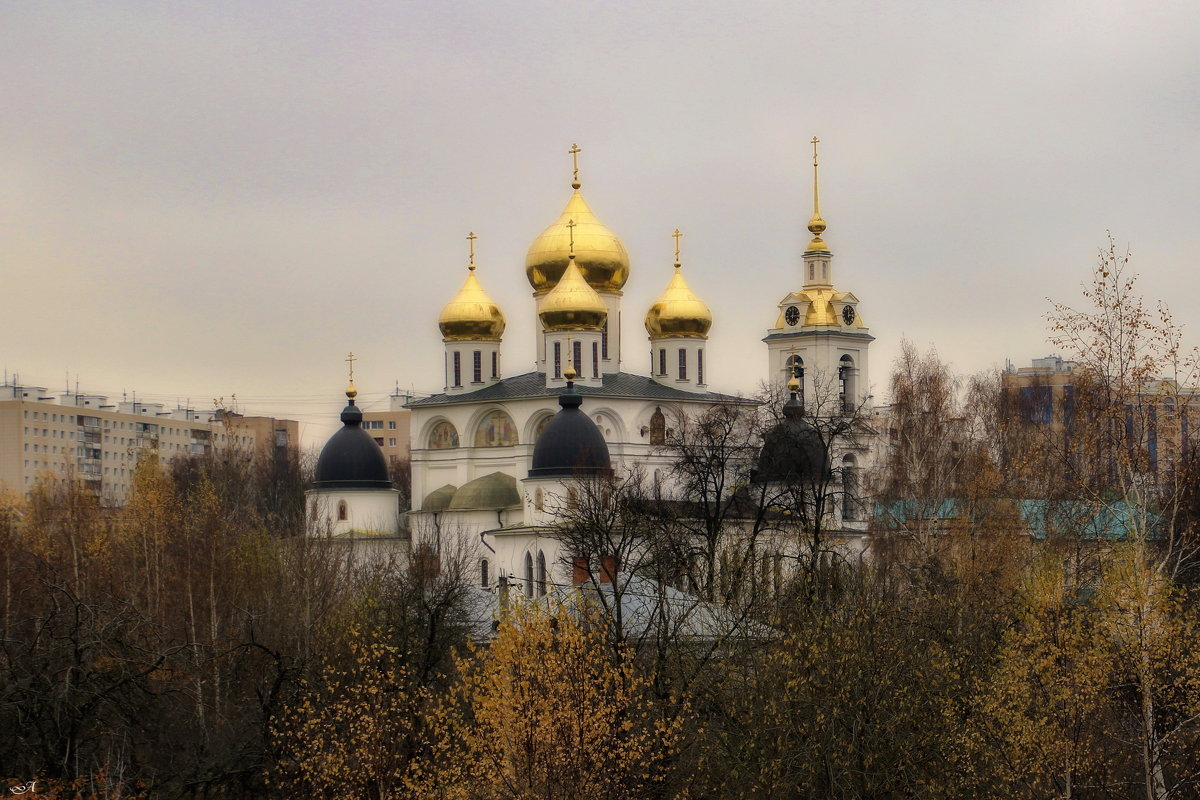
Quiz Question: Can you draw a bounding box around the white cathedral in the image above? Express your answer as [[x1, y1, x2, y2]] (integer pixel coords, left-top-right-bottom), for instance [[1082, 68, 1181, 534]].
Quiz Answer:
[[309, 142, 874, 596]]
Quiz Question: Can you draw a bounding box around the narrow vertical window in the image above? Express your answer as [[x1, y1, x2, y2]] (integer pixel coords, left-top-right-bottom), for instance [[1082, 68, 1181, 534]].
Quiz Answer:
[[524, 552, 534, 598], [480, 559, 490, 588], [537, 551, 547, 597], [553, 342, 561, 379], [678, 348, 687, 380], [659, 349, 666, 376], [491, 351, 498, 378], [337, 500, 348, 521], [602, 320, 609, 359], [698, 349, 704, 384], [452, 351, 461, 387], [592, 341, 599, 378], [808, 263, 814, 281], [573, 340, 582, 376], [472, 350, 482, 383]]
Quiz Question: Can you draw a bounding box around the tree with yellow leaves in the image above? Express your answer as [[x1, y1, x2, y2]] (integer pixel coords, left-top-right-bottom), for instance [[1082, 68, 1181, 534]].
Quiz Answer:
[[412, 599, 689, 800], [273, 627, 428, 799], [976, 556, 1117, 799]]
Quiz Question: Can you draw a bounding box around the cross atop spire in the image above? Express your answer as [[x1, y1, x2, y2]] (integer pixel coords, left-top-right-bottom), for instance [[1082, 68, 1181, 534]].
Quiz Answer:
[[811, 136, 821, 220], [345, 352, 358, 400], [568, 143, 582, 189], [806, 135, 828, 249], [566, 218, 577, 258], [672, 228, 683, 267], [466, 231, 477, 271]]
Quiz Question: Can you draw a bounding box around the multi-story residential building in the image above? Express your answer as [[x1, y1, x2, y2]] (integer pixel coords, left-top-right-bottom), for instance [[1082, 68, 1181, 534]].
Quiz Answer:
[[0, 381, 298, 505], [1002, 355, 1197, 475], [360, 389, 412, 468]]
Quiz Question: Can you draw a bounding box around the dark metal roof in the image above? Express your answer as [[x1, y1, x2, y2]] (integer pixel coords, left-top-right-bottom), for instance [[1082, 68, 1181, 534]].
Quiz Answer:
[[529, 388, 612, 478], [408, 371, 752, 408], [313, 402, 394, 490]]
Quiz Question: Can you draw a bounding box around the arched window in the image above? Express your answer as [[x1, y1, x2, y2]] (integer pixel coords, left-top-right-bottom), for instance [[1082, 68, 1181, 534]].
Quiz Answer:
[[785, 355, 805, 405], [842, 454, 859, 521], [650, 406, 666, 446], [429, 420, 459, 449], [839, 355, 856, 413], [537, 551, 548, 597], [524, 552, 534, 598], [534, 487, 544, 511], [480, 558, 490, 588], [474, 410, 518, 447], [337, 500, 348, 521]]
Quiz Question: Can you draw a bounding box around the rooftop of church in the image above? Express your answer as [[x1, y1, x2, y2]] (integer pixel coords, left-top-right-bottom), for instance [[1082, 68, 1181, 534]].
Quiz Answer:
[[407, 370, 754, 408]]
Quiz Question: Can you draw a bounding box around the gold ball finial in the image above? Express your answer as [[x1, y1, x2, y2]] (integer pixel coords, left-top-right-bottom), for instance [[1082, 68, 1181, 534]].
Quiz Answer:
[[787, 374, 800, 394], [564, 364, 577, 381]]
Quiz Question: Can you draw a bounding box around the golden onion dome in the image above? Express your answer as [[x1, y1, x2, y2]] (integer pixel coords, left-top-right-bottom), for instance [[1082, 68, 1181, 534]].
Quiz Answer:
[[644, 261, 712, 339], [438, 263, 506, 341], [526, 188, 630, 294], [538, 255, 608, 331]]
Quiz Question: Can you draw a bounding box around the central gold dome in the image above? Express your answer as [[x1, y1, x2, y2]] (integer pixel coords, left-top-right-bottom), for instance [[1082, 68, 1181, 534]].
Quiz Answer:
[[526, 189, 630, 295], [645, 263, 712, 338], [538, 256, 608, 331]]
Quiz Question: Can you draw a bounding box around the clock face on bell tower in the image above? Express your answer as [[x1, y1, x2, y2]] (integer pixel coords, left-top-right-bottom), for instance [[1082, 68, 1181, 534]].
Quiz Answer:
[[784, 305, 800, 326], [842, 305, 856, 325]]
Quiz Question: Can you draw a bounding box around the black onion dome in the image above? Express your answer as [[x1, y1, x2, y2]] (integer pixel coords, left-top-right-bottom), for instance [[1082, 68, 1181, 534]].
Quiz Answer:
[[753, 396, 830, 484], [314, 400, 393, 489], [528, 387, 612, 478]]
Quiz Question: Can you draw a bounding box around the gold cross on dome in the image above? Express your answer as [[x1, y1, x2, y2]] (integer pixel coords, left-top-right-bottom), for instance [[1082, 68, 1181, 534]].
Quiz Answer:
[[672, 228, 682, 264], [466, 231, 477, 270], [568, 143, 582, 185], [566, 218, 576, 256], [811, 136, 819, 166], [345, 351, 357, 383]]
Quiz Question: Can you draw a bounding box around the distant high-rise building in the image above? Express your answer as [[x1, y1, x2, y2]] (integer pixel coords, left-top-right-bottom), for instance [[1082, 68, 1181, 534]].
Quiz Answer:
[[0, 381, 298, 505]]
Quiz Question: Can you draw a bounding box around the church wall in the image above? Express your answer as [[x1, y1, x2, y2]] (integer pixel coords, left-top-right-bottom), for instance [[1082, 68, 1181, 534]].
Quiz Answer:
[[306, 488, 401, 537]]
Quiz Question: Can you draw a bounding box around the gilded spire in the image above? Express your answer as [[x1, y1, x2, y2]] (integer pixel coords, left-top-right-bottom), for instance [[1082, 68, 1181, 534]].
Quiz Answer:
[[569, 143, 582, 189], [345, 351, 358, 400], [806, 136, 829, 252]]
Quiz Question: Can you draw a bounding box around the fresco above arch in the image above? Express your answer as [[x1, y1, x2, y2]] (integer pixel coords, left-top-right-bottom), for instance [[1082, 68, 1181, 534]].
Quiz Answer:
[[429, 420, 459, 449], [474, 410, 518, 447]]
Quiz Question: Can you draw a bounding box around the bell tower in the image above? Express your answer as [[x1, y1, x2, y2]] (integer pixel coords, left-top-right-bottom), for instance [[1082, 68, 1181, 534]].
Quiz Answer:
[[764, 138, 873, 415]]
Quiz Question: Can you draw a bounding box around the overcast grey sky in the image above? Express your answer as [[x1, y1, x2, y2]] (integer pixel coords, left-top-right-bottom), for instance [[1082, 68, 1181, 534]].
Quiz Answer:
[[3, 1, 1198, 445]]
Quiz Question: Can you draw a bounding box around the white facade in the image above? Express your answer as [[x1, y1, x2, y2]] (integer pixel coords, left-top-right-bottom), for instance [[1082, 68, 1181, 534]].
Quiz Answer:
[[403, 155, 877, 594], [306, 487, 402, 536]]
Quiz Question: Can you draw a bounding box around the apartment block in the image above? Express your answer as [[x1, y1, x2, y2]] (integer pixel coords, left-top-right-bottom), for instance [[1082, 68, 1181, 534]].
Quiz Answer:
[[0, 382, 297, 505], [360, 390, 412, 468]]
